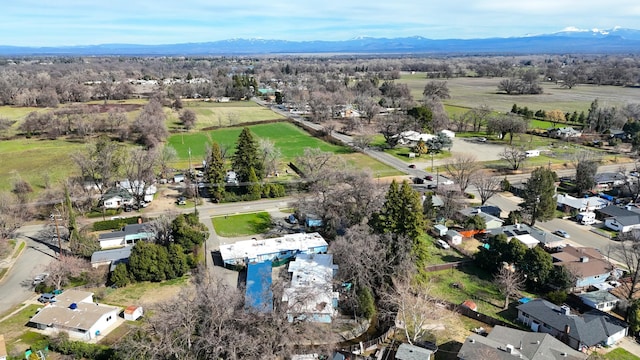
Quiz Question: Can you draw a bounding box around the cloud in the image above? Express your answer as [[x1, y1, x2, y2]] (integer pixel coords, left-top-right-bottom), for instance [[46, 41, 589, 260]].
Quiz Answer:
[[1, 0, 640, 45]]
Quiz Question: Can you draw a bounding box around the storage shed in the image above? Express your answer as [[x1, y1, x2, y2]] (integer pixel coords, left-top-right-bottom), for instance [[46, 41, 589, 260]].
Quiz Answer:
[[433, 224, 448, 237], [123, 306, 143, 321], [446, 230, 463, 245]]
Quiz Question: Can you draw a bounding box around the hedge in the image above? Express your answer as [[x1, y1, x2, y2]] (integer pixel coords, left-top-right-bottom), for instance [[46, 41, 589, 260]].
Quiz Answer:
[[92, 216, 142, 231]]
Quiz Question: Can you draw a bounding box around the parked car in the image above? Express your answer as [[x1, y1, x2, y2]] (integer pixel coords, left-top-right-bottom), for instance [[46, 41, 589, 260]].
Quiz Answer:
[[32, 273, 49, 286], [553, 229, 570, 238], [176, 196, 187, 205], [287, 214, 298, 224], [440, 177, 454, 185], [476, 137, 487, 142], [631, 171, 639, 177], [436, 239, 450, 249], [413, 177, 425, 184], [426, 184, 438, 190], [37, 293, 56, 303], [424, 175, 433, 181]]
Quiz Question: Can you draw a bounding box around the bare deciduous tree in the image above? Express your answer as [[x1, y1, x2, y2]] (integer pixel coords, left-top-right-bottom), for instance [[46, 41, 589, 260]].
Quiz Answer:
[[494, 266, 525, 309], [44, 255, 89, 290], [382, 278, 453, 345], [123, 147, 159, 205], [472, 174, 502, 205], [444, 154, 480, 193], [609, 231, 640, 306], [499, 146, 527, 171], [179, 109, 197, 130], [258, 138, 282, 177]]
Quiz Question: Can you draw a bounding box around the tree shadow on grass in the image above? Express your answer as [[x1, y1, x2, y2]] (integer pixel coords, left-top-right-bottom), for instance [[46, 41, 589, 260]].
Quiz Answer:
[[249, 212, 272, 234], [434, 340, 463, 360]]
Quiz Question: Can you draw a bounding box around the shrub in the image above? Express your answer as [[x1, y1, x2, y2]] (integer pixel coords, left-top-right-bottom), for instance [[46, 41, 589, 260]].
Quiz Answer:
[[546, 290, 567, 305], [92, 216, 141, 231], [357, 286, 376, 319], [49, 332, 114, 360]]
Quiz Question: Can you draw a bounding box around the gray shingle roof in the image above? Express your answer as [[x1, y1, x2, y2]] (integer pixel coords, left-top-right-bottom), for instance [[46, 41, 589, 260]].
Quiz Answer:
[[458, 325, 587, 360], [517, 299, 627, 347]]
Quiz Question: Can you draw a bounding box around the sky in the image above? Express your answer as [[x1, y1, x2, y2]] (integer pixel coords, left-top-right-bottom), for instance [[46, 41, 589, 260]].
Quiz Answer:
[[2, 0, 640, 46]]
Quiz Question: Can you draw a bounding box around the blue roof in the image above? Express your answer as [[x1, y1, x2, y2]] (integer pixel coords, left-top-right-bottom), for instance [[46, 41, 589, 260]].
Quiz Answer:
[[245, 261, 273, 312]]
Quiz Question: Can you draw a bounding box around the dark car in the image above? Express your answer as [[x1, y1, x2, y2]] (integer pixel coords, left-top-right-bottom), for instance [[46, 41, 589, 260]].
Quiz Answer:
[[424, 175, 433, 181], [287, 214, 298, 224], [413, 177, 424, 184], [408, 164, 416, 169], [426, 184, 438, 190]]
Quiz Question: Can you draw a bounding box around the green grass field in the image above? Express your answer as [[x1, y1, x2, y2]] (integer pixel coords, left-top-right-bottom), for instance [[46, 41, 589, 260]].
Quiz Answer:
[[0, 138, 85, 192], [179, 100, 285, 130], [167, 121, 401, 177], [399, 73, 640, 115], [212, 212, 272, 237]]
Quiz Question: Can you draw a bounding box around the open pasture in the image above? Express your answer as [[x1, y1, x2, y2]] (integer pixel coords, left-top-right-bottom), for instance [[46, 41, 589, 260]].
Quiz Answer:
[[400, 73, 640, 114]]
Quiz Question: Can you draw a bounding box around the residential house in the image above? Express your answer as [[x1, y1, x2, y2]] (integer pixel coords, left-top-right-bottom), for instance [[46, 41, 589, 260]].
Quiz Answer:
[[97, 223, 154, 249], [29, 289, 120, 341], [490, 224, 564, 249], [609, 129, 629, 140], [599, 205, 640, 233], [548, 127, 582, 139], [517, 299, 628, 351], [457, 325, 587, 360], [556, 194, 609, 213], [551, 245, 618, 289], [101, 188, 134, 209], [440, 129, 455, 139], [245, 261, 273, 313], [459, 207, 504, 230], [90, 247, 132, 271], [282, 253, 339, 323], [579, 291, 621, 312], [395, 343, 433, 360], [219, 232, 329, 266], [594, 172, 626, 189], [395, 130, 436, 146], [118, 179, 157, 203]]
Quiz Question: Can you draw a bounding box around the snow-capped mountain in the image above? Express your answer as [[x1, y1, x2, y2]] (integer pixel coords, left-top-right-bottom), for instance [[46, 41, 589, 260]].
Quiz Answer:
[[1, 28, 640, 56]]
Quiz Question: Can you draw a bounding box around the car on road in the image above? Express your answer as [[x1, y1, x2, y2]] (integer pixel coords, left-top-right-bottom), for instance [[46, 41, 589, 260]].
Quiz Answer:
[[476, 137, 487, 142], [440, 177, 454, 185], [426, 184, 438, 190], [408, 164, 416, 169], [424, 175, 433, 181], [32, 273, 49, 286], [631, 171, 639, 177], [436, 239, 450, 249], [553, 230, 570, 238], [37, 293, 56, 303]]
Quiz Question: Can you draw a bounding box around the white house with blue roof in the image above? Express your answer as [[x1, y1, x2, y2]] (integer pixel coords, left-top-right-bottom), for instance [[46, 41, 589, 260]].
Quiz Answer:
[[219, 232, 328, 266]]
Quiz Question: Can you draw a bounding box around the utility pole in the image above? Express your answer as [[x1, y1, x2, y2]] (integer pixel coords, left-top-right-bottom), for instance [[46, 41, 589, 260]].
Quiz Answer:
[[51, 211, 62, 258]]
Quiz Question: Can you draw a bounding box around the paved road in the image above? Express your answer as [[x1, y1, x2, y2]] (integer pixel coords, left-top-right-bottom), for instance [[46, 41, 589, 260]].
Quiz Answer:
[[485, 193, 623, 263], [0, 224, 57, 315]]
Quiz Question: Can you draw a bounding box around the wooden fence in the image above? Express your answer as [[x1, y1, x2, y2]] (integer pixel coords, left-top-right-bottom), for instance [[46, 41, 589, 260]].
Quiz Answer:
[[424, 260, 471, 272]]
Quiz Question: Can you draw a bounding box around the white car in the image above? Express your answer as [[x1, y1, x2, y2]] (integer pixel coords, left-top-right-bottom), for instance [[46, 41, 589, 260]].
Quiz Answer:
[[436, 239, 450, 249], [439, 177, 454, 185], [32, 273, 49, 286]]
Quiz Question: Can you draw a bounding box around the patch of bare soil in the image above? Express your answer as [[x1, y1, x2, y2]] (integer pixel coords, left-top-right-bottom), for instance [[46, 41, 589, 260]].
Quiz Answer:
[[142, 184, 183, 214]]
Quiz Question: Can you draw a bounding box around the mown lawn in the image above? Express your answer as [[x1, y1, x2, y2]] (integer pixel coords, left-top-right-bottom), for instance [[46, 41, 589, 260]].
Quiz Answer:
[[602, 348, 640, 360], [0, 304, 43, 354], [168, 122, 401, 177], [212, 212, 272, 237], [178, 100, 285, 130], [92, 276, 190, 307]]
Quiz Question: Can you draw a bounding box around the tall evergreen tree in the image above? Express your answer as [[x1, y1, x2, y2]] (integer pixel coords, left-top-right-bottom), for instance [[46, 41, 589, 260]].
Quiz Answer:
[[575, 160, 597, 195], [521, 167, 557, 226], [205, 142, 226, 201], [232, 127, 264, 183], [247, 167, 262, 200], [371, 180, 425, 240]]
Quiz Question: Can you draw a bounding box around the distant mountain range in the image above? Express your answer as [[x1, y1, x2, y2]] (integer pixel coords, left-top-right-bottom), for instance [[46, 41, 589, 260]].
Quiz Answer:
[[3, 27, 640, 56]]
